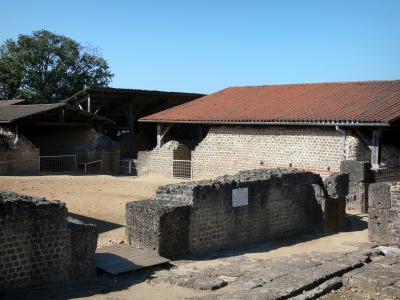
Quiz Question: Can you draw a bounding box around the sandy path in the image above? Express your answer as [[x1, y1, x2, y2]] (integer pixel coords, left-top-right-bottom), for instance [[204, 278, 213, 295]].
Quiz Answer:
[[0, 174, 183, 244]]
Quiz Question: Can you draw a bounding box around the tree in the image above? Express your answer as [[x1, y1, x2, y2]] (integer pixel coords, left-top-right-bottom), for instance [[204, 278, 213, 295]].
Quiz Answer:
[[0, 30, 113, 103]]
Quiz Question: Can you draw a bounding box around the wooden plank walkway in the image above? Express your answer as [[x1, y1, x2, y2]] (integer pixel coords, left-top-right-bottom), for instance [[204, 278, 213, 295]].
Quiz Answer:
[[95, 244, 169, 275]]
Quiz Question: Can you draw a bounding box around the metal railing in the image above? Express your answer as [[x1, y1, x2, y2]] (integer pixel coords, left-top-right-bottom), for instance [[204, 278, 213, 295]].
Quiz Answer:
[[172, 160, 192, 179], [78, 159, 103, 174], [120, 159, 137, 175], [40, 155, 77, 173]]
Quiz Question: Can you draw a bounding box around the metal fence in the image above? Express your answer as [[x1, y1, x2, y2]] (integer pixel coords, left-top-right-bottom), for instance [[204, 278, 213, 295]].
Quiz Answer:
[[40, 155, 77, 173], [120, 159, 137, 175], [172, 160, 192, 179], [78, 159, 103, 174]]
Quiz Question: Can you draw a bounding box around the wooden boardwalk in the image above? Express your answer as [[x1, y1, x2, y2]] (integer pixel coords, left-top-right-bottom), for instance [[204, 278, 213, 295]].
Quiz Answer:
[[95, 244, 169, 275]]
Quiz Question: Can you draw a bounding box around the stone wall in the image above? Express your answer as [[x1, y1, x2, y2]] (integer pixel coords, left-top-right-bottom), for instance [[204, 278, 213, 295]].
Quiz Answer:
[[137, 141, 191, 176], [126, 169, 347, 257], [191, 126, 364, 179], [340, 160, 371, 213], [136, 125, 400, 180], [368, 182, 400, 246], [0, 127, 40, 175], [0, 191, 98, 290]]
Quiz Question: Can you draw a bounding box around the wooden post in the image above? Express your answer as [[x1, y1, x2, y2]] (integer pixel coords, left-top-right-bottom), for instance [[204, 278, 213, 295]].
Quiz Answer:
[[371, 129, 382, 169], [157, 124, 172, 148], [87, 94, 91, 113], [157, 124, 162, 148]]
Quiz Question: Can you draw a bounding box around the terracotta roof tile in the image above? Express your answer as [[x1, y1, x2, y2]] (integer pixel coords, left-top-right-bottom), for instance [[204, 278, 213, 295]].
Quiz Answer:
[[140, 80, 400, 126]]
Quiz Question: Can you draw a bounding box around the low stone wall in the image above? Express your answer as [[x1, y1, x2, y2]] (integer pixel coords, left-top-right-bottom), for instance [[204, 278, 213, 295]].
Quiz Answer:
[[0, 191, 98, 289], [137, 141, 190, 177], [368, 182, 400, 246], [126, 169, 347, 257]]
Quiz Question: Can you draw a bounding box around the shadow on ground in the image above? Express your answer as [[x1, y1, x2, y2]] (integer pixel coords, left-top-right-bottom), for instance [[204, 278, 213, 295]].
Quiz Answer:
[[345, 213, 368, 231], [1, 265, 171, 300], [69, 213, 124, 234]]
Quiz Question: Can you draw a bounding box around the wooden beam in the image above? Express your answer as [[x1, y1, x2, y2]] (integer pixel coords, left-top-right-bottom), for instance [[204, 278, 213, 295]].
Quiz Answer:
[[371, 129, 382, 169], [74, 95, 89, 106], [157, 124, 172, 148], [87, 94, 91, 113], [31, 122, 91, 127]]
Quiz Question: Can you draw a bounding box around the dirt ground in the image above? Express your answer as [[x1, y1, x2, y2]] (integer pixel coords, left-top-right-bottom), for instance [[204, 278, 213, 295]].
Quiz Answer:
[[0, 174, 371, 300], [0, 174, 185, 245]]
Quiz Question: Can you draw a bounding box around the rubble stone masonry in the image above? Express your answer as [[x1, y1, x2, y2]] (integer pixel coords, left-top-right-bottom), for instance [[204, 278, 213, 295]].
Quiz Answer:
[[137, 141, 190, 176], [126, 169, 347, 257], [0, 128, 39, 175], [137, 125, 400, 180], [192, 126, 364, 179], [368, 182, 400, 246], [0, 191, 98, 289]]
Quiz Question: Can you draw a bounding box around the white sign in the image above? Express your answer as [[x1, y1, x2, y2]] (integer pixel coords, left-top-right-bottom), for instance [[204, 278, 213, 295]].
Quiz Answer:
[[232, 187, 249, 207]]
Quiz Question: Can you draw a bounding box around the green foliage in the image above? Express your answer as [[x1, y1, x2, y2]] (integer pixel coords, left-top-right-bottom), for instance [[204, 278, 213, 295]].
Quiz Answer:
[[0, 30, 113, 103]]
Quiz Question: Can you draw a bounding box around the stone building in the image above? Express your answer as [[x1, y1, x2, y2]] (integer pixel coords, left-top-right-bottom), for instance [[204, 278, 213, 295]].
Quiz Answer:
[[137, 80, 400, 181], [136, 80, 400, 213], [0, 100, 118, 175]]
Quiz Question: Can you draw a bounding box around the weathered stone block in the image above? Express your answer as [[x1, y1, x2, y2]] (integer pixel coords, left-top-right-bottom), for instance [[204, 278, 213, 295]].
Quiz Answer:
[[368, 182, 400, 246], [67, 217, 98, 279], [126, 200, 191, 257], [369, 182, 391, 209], [323, 172, 349, 199], [340, 160, 371, 182]]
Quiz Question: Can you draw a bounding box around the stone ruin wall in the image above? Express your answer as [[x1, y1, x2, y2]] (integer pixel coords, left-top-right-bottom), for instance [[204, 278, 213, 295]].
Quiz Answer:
[[369, 182, 400, 246], [137, 141, 190, 177], [0, 127, 39, 175], [0, 191, 97, 290], [126, 169, 347, 257]]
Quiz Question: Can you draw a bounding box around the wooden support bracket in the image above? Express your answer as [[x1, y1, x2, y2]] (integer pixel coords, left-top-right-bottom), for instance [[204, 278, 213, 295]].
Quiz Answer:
[[157, 124, 172, 148]]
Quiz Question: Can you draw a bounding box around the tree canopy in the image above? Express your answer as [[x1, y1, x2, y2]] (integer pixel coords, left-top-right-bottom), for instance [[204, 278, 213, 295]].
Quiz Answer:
[[0, 30, 113, 103]]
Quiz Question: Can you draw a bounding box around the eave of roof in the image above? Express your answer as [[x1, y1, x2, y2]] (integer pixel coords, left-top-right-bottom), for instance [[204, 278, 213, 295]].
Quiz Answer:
[[65, 87, 205, 103], [140, 119, 390, 127], [0, 99, 26, 106], [0, 103, 65, 123], [0, 103, 114, 125]]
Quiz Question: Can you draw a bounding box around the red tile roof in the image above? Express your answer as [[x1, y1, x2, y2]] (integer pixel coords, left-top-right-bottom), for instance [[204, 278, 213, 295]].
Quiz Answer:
[[140, 80, 400, 126]]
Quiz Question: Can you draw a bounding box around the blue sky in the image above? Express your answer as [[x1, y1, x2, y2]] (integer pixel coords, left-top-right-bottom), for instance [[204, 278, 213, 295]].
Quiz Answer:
[[1, 0, 399, 93]]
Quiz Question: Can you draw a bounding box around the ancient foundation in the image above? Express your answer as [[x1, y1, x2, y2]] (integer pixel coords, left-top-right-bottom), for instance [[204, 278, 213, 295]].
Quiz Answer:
[[0, 191, 98, 289], [126, 169, 348, 257], [368, 182, 400, 246]]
